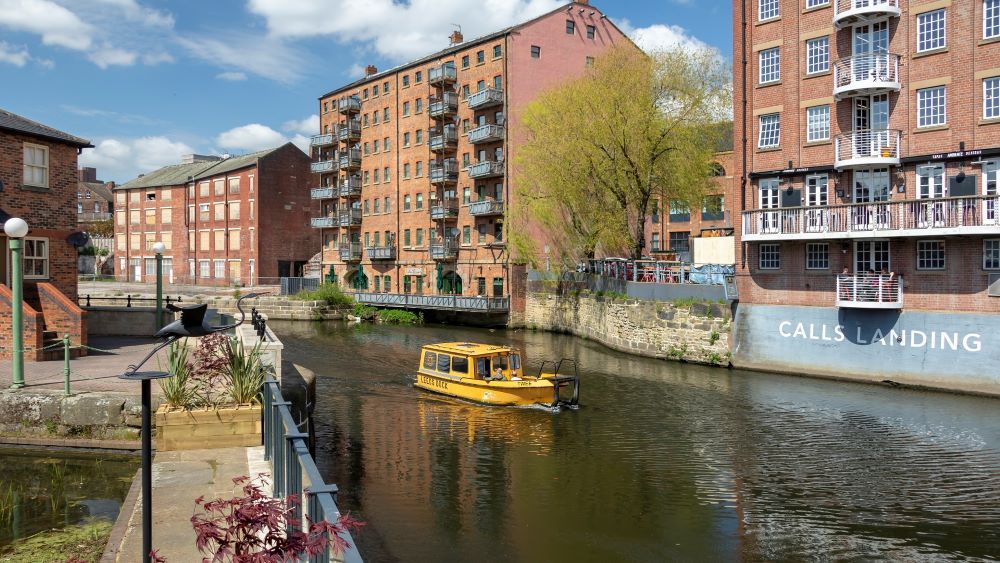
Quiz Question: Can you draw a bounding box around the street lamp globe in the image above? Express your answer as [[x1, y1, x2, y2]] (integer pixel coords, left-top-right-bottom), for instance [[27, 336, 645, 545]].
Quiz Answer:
[[3, 217, 29, 239], [152, 242, 166, 255]]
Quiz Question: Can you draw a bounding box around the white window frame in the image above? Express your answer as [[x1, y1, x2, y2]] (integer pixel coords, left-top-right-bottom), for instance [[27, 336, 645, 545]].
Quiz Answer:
[[806, 0, 829, 7], [758, 113, 781, 148], [986, 0, 1000, 39], [984, 239, 1000, 270], [23, 143, 49, 188], [985, 77, 1000, 120], [917, 86, 947, 128], [759, 244, 780, 270], [805, 37, 829, 75], [759, 47, 780, 84], [214, 259, 225, 279], [806, 105, 830, 142], [805, 243, 830, 270], [23, 237, 49, 279], [916, 240, 946, 270], [759, 0, 779, 21], [198, 260, 210, 279], [917, 9, 947, 53]]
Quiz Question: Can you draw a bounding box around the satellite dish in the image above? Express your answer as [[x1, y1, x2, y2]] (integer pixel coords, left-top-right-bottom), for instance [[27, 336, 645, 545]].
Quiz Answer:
[[66, 231, 90, 248]]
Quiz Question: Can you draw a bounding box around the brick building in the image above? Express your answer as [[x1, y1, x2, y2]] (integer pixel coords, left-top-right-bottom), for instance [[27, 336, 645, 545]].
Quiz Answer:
[[0, 108, 91, 359], [77, 167, 114, 227], [311, 1, 630, 319], [113, 144, 317, 285], [731, 0, 1000, 394]]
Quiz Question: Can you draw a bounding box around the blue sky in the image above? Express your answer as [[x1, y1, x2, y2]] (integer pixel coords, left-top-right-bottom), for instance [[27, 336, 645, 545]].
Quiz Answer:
[[0, 0, 732, 183]]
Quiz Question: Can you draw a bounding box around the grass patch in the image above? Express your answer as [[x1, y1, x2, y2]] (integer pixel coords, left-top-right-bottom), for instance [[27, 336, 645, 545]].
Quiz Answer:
[[294, 284, 354, 307], [0, 519, 112, 562], [352, 303, 377, 319], [376, 309, 423, 325], [708, 330, 720, 345]]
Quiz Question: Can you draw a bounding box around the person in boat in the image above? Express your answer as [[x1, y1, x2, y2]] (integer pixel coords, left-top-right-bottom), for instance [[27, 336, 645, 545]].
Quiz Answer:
[[492, 367, 505, 381]]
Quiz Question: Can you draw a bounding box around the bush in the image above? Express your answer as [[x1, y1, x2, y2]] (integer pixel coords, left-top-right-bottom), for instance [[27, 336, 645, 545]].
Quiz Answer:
[[222, 337, 268, 405], [157, 340, 201, 409], [377, 309, 422, 325], [295, 284, 354, 307], [352, 303, 377, 319]]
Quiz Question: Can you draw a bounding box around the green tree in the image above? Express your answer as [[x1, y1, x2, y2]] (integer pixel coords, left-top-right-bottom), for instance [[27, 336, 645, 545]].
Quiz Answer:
[[511, 45, 731, 265]]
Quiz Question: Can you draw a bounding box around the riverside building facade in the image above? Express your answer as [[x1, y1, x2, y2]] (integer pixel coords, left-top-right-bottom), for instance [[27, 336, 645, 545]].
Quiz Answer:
[[732, 0, 1000, 395], [311, 1, 629, 321]]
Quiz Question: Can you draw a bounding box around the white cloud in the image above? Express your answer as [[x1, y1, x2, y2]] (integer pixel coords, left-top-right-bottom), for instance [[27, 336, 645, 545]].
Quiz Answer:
[[616, 19, 711, 54], [89, 0, 174, 29], [282, 114, 319, 137], [0, 0, 94, 50], [176, 33, 307, 84], [216, 124, 288, 152], [0, 41, 29, 66], [216, 71, 248, 81], [88, 45, 137, 68], [289, 134, 310, 153], [247, 0, 564, 61], [80, 136, 195, 182]]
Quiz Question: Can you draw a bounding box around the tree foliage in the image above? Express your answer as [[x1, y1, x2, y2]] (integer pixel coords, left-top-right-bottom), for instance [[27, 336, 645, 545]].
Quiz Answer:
[[510, 45, 731, 265]]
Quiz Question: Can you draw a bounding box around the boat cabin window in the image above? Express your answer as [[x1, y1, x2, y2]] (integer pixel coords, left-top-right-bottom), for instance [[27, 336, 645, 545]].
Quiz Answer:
[[423, 351, 437, 370], [495, 354, 508, 370], [510, 354, 521, 370], [451, 356, 469, 375], [475, 357, 490, 379], [436, 354, 450, 373]]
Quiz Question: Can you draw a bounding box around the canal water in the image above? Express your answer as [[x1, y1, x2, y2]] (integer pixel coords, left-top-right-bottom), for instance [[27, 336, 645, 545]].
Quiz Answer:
[[0, 448, 138, 546], [272, 321, 1000, 562]]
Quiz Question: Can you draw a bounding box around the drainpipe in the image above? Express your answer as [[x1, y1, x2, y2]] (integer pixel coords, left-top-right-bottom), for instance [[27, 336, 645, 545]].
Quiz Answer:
[[739, 0, 749, 269]]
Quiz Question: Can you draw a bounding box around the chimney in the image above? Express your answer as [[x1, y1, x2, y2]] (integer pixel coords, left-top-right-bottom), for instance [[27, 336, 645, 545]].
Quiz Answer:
[[79, 167, 97, 182], [450, 30, 464, 45], [578, 0, 589, 4], [365, 64, 378, 77], [105, 181, 115, 190]]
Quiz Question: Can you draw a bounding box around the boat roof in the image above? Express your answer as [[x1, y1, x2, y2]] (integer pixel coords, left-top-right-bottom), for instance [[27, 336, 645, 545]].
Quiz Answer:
[[423, 342, 514, 355]]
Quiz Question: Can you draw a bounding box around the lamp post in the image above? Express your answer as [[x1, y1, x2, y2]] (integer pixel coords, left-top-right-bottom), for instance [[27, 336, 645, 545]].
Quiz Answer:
[[5, 218, 29, 389], [152, 242, 165, 329]]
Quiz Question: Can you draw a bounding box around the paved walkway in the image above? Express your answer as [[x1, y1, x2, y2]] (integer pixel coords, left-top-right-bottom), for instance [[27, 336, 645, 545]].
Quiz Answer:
[[110, 446, 270, 562]]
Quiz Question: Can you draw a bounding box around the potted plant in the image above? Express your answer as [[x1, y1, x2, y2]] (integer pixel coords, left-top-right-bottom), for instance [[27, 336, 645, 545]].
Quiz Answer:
[[155, 333, 268, 451]]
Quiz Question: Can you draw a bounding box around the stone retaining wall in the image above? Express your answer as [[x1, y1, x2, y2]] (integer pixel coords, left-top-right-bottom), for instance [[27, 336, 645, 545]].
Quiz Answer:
[[0, 390, 150, 440], [525, 291, 732, 366]]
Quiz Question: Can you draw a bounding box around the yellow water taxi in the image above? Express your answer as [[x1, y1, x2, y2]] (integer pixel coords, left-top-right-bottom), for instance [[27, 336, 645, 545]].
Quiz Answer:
[[414, 342, 580, 407]]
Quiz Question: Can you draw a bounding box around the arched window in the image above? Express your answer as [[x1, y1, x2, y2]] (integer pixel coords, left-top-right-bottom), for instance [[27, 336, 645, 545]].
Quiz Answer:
[[710, 163, 726, 177]]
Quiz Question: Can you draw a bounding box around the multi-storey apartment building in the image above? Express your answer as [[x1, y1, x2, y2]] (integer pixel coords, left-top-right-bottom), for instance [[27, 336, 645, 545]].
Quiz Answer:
[[311, 0, 629, 321], [114, 144, 316, 286], [77, 167, 114, 227], [732, 0, 1000, 394]]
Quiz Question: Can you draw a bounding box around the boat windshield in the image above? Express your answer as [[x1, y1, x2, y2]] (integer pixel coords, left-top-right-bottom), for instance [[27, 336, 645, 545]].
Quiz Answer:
[[510, 354, 521, 370]]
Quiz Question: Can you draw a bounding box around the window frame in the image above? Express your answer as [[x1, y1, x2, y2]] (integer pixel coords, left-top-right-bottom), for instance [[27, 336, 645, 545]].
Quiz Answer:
[[917, 86, 947, 128], [22, 142, 49, 188], [984, 239, 1000, 270], [758, 113, 781, 148], [805, 36, 829, 75], [806, 105, 830, 142], [917, 240, 946, 270], [805, 243, 830, 270], [986, 0, 1000, 39], [985, 76, 1000, 120], [917, 9, 947, 53], [758, 47, 780, 84], [759, 243, 781, 270], [759, 0, 779, 21], [23, 237, 49, 279]]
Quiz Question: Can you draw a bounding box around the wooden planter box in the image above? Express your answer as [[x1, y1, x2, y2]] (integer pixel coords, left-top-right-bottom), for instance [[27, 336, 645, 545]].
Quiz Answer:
[[155, 405, 262, 451]]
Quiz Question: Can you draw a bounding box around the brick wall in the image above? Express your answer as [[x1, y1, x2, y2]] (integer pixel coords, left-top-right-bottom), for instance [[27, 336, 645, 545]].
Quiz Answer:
[[0, 284, 44, 361], [257, 144, 320, 279], [37, 282, 87, 351]]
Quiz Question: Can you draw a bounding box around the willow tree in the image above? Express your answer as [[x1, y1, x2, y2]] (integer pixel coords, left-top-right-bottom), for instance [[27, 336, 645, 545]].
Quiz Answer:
[[511, 45, 731, 265]]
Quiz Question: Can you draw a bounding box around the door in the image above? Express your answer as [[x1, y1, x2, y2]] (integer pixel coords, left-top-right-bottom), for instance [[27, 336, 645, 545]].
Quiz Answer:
[[131, 258, 141, 282], [805, 174, 829, 232], [852, 21, 889, 83], [855, 240, 890, 272], [759, 178, 780, 233], [853, 168, 891, 230], [853, 94, 890, 158], [917, 164, 946, 227], [984, 160, 999, 225]]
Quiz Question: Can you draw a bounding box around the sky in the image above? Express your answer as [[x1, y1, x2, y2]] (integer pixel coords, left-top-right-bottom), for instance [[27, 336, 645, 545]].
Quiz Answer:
[[1, 0, 733, 183]]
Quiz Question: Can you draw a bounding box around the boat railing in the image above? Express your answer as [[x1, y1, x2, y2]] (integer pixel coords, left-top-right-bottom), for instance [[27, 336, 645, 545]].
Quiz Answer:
[[536, 358, 580, 406]]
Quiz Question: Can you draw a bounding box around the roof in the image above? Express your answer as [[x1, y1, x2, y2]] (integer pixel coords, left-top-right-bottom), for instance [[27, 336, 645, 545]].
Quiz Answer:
[[423, 342, 514, 355], [80, 181, 113, 202], [0, 108, 92, 148], [196, 146, 279, 178], [116, 144, 293, 190]]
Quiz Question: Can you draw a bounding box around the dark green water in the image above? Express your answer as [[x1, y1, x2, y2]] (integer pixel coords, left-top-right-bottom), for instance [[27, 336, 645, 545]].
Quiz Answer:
[[272, 320, 1000, 562], [0, 448, 138, 545]]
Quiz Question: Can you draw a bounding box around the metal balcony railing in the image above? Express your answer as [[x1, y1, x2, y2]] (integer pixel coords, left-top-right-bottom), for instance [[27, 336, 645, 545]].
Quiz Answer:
[[430, 199, 459, 220], [836, 273, 902, 309], [430, 160, 459, 184], [430, 241, 458, 259], [352, 292, 509, 312], [741, 195, 1000, 240], [310, 133, 335, 147], [468, 199, 504, 216], [340, 176, 362, 197], [468, 124, 505, 144], [338, 121, 361, 141], [339, 242, 362, 261], [339, 209, 362, 226], [338, 95, 361, 113], [466, 88, 504, 110], [834, 129, 901, 169], [311, 186, 335, 199], [429, 127, 458, 152], [311, 216, 336, 228], [833, 53, 900, 98], [467, 160, 504, 179], [429, 93, 459, 118], [428, 63, 457, 84], [834, 0, 900, 27], [311, 159, 337, 173], [366, 245, 396, 260], [339, 148, 362, 169], [77, 211, 112, 222]]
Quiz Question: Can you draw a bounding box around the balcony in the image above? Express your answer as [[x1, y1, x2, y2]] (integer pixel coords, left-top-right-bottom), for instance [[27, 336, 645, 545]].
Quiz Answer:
[[428, 62, 457, 85], [430, 241, 458, 260], [430, 198, 459, 220], [340, 176, 362, 197], [430, 160, 459, 185], [338, 208, 362, 227], [310, 133, 335, 147], [429, 126, 458, 153], [311, 216, 336, 228], [833, 53, 900, 99], [741, 195, 1000, 241], [337, 121, 361, 141], [834, 0, 900, 28], [366, 245, 396, 260], [836, 273, 902, 309], [466, 88, 504, 110], [468, 199, 504, 216], [78, 211, 112, 222], [311, 159, 337, 174], [338, 95, 361, 114], [339, 148, 362, 170], [339, 242, 362, 261], [311, 186, 335, 199], [467, 160, 504, 179], [352, 292, 509, 312], [834, 129, 900, 169], [468, 124, 505, 144], [429, 93, 459, 118]]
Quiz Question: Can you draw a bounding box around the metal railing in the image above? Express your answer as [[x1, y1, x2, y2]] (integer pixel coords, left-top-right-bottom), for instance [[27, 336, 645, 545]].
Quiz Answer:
[[312, 187, 336, 199], [311, 216, 336, 228], [78, 211, 112, 222], [311, 133, 335, 147], [352, 292, 508, 311], [263, 376, 363, 563], [430, 199, 459, 220], [587, 259, 696, 284], [312, 160, 337, 174], [835, 129, 901, 167], [834, 0, 900, 21], [339, 209, 362, 227], [430, 161, 459, 184], [467, 160, 504, 179], [836, 273, 902, 308], [338, 95, 361, 113], [466, 88, 504, 110], [340, 177, 362, 197], [430, 241, 458, 259], [339, 242, 362, 261], [833, 53, 900, 96], [366, 245, 395, 260], [338, 121, 361, 141], [429, 93, 459, 117], [80, 294, 183, 308], [468, 124, 505, 144], [338, 148, 362, 168], [742, 195, 1000, 238], [428, 63, 457, 84], [468, 200, 504, 216], [429, 127, 458, 151]]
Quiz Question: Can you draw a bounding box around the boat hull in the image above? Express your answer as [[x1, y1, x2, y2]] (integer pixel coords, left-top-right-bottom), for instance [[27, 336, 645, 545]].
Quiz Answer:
[[415, 372, 560, 406]]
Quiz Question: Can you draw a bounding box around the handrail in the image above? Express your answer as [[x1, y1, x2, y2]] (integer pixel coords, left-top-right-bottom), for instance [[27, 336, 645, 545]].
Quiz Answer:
[[834, 129, 901, 165], [263, 376, 363, 563], [351, 292, 509, 311], [836, 273, 902, 307], [833, 53, 899, 91]]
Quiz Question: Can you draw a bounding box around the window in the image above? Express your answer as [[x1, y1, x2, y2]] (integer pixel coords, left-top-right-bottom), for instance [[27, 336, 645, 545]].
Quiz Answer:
[[477, 224, 487, 244], [23, 143, 48, 187], [403, 163, 411, 178], [228, 178, 240, 194], [917, 86, 946, 128], [586, 56, 595, 68], [415, 70, 423, 83], [416, 161, 423, 176], [384, 82, 390, 94], [587, 25, 596, 39], [416, 130, 423, 144], [806, 243, 829, 270], [463, 187, 471, 204], [759, 244, 780, 269], [531, 45, 541, 58], [229, 230, 240, 251], [416, 228, 424, 246], [23, 238, 48, 278], [416, 193, 424, 209], [404, 229, 411, 246], [462, 225, 471, 245], [566, 20, 575, 34], [402, 75, 410, 87], [214, 179, 224, 196], [415, 99, 423, 114], [651, 233, 660, 252], [758, 113, 780, 148], [214, 260, 225, 279], [403, 132, 410, 146], [806, 0, 829, 7], [404, 195, 411, 211], [918, 240, 946, 270], [214, 203, 225, 221], [806, 105, 830, 142], [917, 9, 946, 52], [374, 198, 380, 214], [669, 231, 690, 252], [477, 50, 485, 64], [493, 45, 502, 58], [988, 0, 1000, 39], [986, 77, 1000, 119], [198, 260, 210, 278], [759, 0, 779, 21], [806, 37, 829, 75], [383, 108, 389, 121], [462, 55, 469, 68], [161, 208, 172, 224], [384, 196, 390, 213], [759, 47, 780, 84], [984, 240, 1000, 269], [451, 356, 468, 375], [363, 88, 369, 100]]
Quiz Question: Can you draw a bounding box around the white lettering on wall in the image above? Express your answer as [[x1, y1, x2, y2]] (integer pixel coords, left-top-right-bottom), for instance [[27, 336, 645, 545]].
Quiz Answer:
[[777, 322, 983, 354]]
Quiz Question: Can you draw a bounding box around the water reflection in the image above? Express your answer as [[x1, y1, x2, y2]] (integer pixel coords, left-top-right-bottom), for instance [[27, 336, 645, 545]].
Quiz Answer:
[[272, 321, 1000, 562]]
